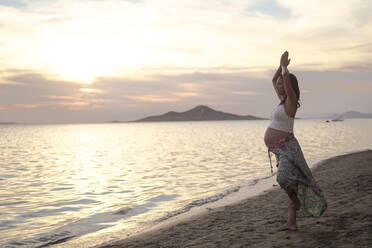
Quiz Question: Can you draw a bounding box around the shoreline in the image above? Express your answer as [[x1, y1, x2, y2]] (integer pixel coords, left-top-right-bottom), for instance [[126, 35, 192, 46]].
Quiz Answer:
[[97, 149, 372, 248]]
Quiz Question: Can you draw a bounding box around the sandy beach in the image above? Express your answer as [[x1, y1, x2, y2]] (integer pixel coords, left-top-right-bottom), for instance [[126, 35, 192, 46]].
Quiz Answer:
[[100, 150, 372, 248]]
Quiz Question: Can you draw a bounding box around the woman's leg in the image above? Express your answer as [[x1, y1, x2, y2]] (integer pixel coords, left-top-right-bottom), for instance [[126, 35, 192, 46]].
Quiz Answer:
[[274, 151, 301, 230], [285, 187, 301, 210], [278, 187, 299, 231]]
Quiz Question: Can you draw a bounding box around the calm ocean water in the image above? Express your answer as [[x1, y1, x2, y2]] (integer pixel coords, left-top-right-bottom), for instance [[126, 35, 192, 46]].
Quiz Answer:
[[1, 119, 371, 247]]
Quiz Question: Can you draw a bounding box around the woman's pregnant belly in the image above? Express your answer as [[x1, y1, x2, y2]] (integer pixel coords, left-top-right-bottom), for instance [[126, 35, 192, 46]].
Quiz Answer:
[[264, 127, 292, 147]]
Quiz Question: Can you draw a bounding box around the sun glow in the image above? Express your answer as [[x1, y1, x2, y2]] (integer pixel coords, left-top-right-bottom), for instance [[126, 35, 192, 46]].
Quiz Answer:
[[39, 34, 148, 83], [1, 0, 370, 85]]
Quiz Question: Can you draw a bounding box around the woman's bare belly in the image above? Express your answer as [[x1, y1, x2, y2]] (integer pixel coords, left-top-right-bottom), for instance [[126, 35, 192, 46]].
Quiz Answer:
[[264, 127, 292, 147]]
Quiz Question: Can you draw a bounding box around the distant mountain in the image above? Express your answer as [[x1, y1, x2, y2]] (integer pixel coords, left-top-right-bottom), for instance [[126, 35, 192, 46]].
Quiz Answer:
[[0, 122, 18, 125], [127, 105, 265, 122], [329, 111, 372, 119]]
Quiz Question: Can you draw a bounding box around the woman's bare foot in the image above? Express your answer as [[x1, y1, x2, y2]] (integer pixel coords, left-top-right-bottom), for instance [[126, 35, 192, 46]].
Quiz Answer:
[[277, 223, 297, 231], [279, 203, 298, 231]]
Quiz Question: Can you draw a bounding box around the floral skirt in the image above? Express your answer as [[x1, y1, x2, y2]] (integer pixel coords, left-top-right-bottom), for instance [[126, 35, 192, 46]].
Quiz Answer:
[[268, 134, 327, 217]]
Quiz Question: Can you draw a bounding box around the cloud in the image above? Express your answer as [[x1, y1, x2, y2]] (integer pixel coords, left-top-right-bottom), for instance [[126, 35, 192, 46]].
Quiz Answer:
[[89, 70, 270, 111], [0, 103, 40, 111], [246, 0, 292, 19], [0, 0, 371, 122], [294, 69, 372, 85], [1, 0, 372, 82], [0, 71, 98, 111], [1, 65, 372, 122], [0, 68, 272, 122], [0, 0, 27, 9]]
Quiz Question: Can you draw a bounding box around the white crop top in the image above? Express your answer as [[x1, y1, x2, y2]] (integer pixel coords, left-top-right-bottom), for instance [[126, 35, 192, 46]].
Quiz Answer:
[[268, 104, 294, 133]]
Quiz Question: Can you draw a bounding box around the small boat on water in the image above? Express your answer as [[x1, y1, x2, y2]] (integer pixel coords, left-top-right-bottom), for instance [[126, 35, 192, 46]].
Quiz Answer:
[[331, 117, 344, 122]]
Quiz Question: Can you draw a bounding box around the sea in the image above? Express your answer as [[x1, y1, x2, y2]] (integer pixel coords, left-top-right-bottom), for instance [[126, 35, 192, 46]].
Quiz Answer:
[[1, 119, 371, 247]]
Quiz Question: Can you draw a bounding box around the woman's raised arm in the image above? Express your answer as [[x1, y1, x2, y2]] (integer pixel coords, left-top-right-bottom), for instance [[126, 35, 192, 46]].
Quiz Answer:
[[272, 65, 282, 85], [281, 51, 298, 117]]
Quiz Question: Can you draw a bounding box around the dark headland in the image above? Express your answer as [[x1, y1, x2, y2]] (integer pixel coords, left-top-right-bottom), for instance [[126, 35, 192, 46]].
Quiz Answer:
[[0, 122, 18, 125], [112, 105, 266, 123]]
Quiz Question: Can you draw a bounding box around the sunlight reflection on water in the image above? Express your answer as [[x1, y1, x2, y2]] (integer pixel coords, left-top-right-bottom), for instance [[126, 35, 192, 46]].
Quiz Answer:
[[0, 119, 371, 247]]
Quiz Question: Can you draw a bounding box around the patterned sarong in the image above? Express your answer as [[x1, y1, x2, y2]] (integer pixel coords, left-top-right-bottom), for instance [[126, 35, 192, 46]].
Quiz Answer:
[[268, 134, 327, 217]]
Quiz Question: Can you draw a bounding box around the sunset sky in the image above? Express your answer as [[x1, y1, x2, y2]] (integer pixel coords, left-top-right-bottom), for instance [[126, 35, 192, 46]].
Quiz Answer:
[[0, 0, 371, 123]]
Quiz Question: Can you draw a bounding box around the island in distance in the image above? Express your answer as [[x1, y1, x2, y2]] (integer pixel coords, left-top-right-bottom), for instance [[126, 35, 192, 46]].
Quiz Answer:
[[112, 105, 266, 123], [329, 111, 372, 119]]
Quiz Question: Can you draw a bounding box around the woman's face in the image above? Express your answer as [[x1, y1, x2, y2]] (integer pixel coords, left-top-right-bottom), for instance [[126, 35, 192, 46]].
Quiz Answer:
[[276, 76, 286, 96]]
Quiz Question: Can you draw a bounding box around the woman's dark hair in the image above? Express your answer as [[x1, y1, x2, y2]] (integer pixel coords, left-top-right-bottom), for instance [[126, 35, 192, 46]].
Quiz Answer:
[[280, 73, 300, 108]]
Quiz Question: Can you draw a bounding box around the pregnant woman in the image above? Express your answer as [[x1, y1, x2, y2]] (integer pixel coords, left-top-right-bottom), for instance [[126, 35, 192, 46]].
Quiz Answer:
[[264, 51, 327, 231]]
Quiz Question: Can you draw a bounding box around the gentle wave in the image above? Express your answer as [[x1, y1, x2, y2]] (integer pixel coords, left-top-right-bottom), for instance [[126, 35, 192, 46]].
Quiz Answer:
[[2, 175, 274, 248], [1, 120, 371, 247]]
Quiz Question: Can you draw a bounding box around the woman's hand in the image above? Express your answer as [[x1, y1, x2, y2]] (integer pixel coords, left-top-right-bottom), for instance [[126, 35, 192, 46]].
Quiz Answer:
[[280, 51, 291, 67]]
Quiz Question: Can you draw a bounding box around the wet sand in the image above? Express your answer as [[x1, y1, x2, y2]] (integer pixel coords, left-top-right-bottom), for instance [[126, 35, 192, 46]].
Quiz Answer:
[[100, 150, 372, 248]]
